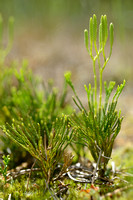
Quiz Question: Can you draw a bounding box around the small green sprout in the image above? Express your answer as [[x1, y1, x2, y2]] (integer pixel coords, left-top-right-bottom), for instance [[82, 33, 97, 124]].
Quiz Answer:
[[0, 155, 10, 184]]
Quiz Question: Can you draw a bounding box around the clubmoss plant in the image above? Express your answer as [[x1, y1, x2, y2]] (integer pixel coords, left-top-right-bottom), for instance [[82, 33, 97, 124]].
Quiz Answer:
[[0, 15, 71, 167], [2, 115, 74, 184], [0, 55, 71, 168], [0, 62, 71, 168], [65, 14, 125, 176]]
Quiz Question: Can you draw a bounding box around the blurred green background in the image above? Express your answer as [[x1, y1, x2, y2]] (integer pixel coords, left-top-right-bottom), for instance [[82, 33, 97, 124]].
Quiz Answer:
[[0, 0, 133, 79], [0, 0, 133, 35], [0, 0, 133, 145]]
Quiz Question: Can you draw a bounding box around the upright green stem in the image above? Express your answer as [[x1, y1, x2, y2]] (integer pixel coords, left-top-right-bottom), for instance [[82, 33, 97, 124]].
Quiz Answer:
[[99, 68, 103, 108], [93, 59, 97, 115], [102, 46, 106, 61], [94, 42, 101, 70]]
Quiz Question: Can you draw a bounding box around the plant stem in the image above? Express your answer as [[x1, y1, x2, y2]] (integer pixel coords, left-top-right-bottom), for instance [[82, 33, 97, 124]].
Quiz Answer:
[[93, 59, 97, 115], [92, 147, 102, 184], [99, 68, 103, 108], [102, 46, 106, 61]]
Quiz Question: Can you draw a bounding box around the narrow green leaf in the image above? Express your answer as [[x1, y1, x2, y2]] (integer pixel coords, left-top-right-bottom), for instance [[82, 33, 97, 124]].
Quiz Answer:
[[93, 14, 97, 43], [109, 23, 114, 52], [101, 15, 105, 44], [99, 23, 102, 49], [104, 15, 108, 44], [89, 17, 93, 51], [84, 29, 89, 51]]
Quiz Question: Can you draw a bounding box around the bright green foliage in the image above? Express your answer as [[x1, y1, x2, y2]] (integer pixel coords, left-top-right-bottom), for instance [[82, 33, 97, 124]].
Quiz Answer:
[[65, 14, 125, 176], [0, 155, 10, 184], [2, 115, 74, 184], [0, 16, 71, 168], [1, 60, 63, 125], [0, 63, 70, 167]]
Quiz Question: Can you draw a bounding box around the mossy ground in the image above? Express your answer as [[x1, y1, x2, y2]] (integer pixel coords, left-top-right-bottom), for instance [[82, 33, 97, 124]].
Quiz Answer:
[[0, 144, 133, 199]]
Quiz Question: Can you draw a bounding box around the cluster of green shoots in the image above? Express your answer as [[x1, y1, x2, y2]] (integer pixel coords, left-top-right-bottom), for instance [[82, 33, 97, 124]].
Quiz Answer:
[[0, 15, 72, 178], [65, 14, 125, 176], [2, 115, 73, 184]]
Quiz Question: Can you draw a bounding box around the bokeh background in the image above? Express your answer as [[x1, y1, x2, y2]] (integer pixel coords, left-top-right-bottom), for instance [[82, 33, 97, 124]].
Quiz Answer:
[[0, 0, 133, 146]]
